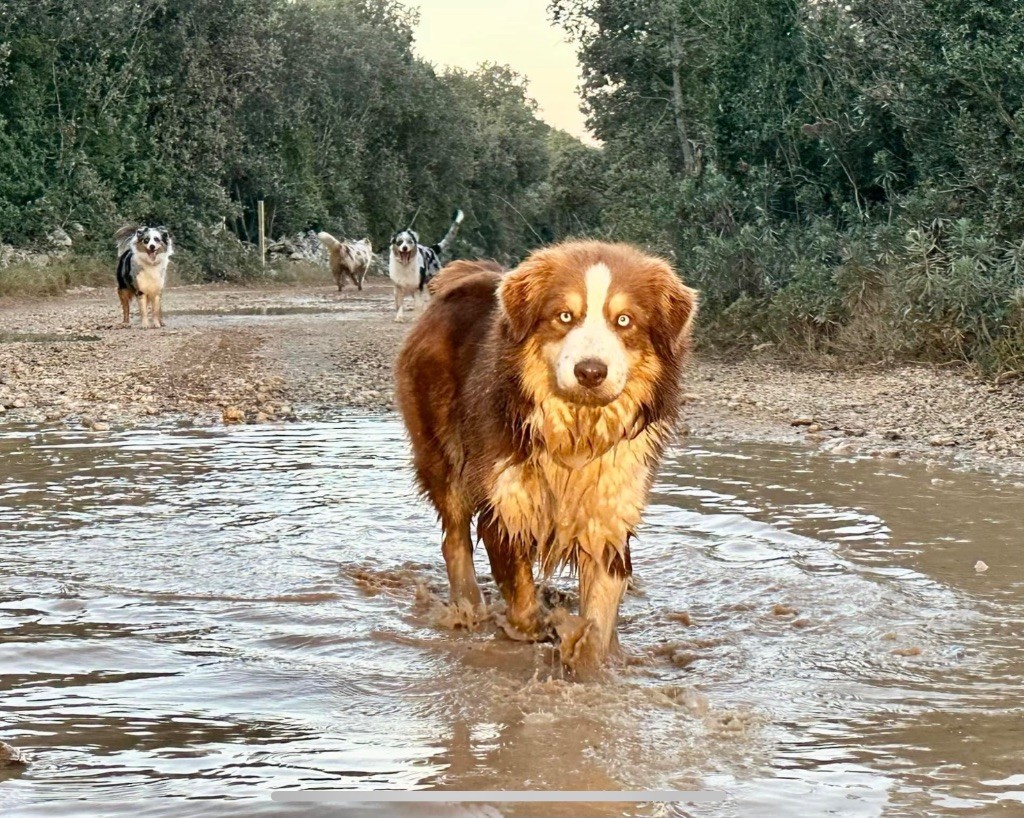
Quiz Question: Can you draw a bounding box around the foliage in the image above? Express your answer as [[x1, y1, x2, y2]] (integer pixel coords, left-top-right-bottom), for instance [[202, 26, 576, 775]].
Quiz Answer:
[[0, 0, 583, 271], [552, 0, 1024, 373]]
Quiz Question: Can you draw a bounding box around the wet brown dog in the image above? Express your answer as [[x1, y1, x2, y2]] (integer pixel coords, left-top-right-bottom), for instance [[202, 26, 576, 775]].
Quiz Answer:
[[395, 241, 697, 672]]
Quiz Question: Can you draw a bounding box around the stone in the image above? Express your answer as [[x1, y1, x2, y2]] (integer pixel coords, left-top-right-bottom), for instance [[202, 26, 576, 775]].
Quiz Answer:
[[790, 416, 814, 426], [222, 406, 245, 424]]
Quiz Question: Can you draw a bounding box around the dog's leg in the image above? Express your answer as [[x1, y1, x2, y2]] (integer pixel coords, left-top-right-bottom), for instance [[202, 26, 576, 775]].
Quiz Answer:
[[394, 288, 404, 322], [336, 271, 343, 292], [118, 289, 131, 327], [561, 551, 628, 673], [152, 292, 163, 328], [139, 294, 150, 329], [478, 510, 547, 641], [441, 514, 483, 611]]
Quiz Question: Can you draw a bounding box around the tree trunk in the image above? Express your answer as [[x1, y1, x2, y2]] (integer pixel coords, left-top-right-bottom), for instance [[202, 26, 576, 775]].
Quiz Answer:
[[670, 33, 698, 176]]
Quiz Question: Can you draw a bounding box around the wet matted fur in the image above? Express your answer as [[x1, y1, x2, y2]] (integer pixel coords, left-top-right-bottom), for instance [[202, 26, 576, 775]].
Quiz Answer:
[[395, 241, 697, 672]]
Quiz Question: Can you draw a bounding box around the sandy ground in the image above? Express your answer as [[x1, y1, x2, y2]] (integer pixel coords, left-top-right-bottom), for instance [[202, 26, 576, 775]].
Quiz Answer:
[[1, 273, 1023, 474]]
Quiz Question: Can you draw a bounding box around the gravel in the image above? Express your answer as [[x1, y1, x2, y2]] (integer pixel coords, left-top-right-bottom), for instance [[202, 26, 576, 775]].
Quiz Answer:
[[2, 276, 1022, 475]]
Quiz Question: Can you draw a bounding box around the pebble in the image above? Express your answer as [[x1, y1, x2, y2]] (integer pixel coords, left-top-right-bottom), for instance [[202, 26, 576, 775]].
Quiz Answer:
[[791, 416, 814, 426], [221, 406, 245, 424], [930, 435, 956, 447], [975, 560, 989, 573]]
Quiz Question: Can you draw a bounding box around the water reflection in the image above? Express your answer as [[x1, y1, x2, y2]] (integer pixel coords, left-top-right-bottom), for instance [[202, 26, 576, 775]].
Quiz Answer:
[[1, 419, 1021, 816]]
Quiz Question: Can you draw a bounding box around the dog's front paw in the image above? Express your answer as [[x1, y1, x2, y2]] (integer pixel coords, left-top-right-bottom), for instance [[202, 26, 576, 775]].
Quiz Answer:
[[496, 608, 554, 643]]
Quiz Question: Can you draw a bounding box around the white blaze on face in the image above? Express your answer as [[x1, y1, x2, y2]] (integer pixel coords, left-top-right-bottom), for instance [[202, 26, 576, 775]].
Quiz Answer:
[[554, 262, 629, 400]]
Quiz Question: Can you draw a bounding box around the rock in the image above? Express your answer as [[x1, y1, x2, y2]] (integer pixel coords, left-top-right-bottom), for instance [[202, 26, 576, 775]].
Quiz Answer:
[[880, 448, 902, 459], [975, 560, 989, 573], [883, 430, 902, 441], [221, 406, 245, 424], [806, 423, 822, 433], [69, 222, 85, 236], [11, 398, 26, 409], [829, 441, 859, 456], [254, 411, 270, 423], [891, 646, 923, 657], [790, 416, 814, 426], [772, 603, 798, 616], [47, 227, 73, 248], [90, 421, 109, 432], [929, 435, 956, 447], [0, 740, 28, 767]]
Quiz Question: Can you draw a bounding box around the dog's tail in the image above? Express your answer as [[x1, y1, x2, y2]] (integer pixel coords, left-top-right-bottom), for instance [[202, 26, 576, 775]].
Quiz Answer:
[[114, 224, 137, 255], [433, 209, 464, 256], [317, 231, 343, 251]]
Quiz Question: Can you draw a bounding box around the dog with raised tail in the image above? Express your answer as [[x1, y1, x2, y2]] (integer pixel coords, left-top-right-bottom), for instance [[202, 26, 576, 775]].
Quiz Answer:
[[389, 209, 463, 321], [317, 233, 374, 292], [114, 225, 174, 329]]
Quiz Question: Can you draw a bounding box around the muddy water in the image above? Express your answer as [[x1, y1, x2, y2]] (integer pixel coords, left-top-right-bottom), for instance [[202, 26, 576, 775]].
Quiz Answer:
[[1, 418, 1022, 817]]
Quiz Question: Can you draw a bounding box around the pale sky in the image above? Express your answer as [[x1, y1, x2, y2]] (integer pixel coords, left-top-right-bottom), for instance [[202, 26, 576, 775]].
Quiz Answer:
[[411, 0, 592, 142]]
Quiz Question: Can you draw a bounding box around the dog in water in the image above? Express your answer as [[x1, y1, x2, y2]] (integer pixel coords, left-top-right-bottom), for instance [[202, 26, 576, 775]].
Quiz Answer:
[[317, 233, 374, 291], [115, 225, 174, 328], [388, 209, 463, 321], [395, 241, 697, 673]]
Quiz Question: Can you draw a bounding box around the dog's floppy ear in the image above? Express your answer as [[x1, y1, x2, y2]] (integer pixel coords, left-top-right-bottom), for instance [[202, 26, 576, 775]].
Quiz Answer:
[[650, 267, 698, 358], [497, 255, 551, 345]]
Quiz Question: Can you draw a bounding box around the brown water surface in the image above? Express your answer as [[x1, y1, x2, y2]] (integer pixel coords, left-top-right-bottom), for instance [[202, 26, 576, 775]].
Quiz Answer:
[[1, 418, 1022, 816]]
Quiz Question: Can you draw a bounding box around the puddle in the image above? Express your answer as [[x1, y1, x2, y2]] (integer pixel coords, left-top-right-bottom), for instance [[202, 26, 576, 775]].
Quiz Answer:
[[0, 418, 1022, 816]]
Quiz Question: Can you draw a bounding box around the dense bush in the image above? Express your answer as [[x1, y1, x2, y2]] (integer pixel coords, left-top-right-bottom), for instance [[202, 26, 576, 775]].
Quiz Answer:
[[0, 0, 599, 270], [553, 0, 1024, 373]]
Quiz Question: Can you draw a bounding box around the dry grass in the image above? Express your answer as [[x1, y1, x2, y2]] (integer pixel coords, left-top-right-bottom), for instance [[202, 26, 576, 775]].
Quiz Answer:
[[0, 256, 111, 298]]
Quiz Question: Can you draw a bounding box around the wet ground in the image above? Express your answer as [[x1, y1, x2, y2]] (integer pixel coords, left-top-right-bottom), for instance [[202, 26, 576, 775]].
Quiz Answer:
[[2, 416, 1022, 816]]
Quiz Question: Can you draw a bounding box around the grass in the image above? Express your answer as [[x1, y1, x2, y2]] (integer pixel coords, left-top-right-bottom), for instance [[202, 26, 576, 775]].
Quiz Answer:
[[0, 252, 374, 297], [0, 255, 111, 298]]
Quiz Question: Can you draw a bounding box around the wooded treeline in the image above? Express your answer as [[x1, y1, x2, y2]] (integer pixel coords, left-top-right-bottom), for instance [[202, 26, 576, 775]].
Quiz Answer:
[[0, 0, 591, 275], [554, 0, 1024, 372], [3, 0, 1024, 371]]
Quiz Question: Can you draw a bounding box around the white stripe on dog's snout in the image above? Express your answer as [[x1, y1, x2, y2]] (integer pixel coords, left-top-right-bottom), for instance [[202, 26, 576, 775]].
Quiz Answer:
[[555, 263, 629, 399], [583, 263, 611, 332]]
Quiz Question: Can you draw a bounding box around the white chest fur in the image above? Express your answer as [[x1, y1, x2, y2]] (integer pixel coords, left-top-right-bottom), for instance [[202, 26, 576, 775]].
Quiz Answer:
[[389, 254, 420, 290], [488, 427, 658, 573], [134, 260, 167, 296]]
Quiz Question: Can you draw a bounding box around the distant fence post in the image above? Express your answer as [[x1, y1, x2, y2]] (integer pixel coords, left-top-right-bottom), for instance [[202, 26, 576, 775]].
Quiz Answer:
[[257, 199, 266, 266]]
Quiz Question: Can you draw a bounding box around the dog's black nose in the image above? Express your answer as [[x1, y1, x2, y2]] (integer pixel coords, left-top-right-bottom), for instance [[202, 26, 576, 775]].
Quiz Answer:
[[574, 358, 608, 389]]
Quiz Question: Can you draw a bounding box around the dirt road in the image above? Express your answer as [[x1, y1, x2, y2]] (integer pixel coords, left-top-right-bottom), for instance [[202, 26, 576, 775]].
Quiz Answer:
[[1, 274, 1022, 474]]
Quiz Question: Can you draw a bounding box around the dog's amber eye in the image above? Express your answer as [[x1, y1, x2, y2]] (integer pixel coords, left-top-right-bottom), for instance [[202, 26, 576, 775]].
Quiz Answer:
[[616, 314, 632, 328], [558, 311, 574, 324]]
